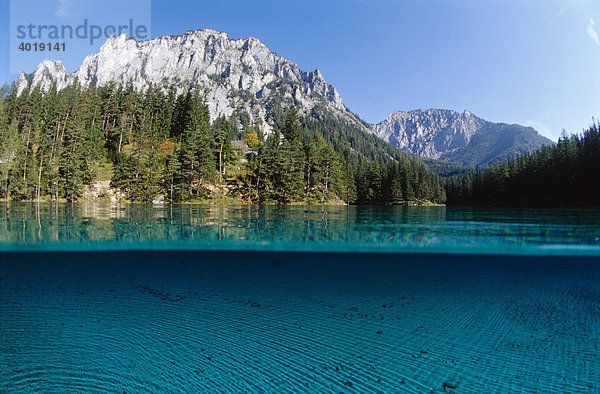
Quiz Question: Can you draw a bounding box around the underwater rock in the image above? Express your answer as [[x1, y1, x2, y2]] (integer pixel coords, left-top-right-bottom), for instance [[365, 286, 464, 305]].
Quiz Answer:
[[133, 285, 185, 302], [443, 381, 459, 391]]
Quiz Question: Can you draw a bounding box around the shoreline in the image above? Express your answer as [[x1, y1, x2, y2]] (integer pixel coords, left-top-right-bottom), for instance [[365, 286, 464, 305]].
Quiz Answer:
[[0, 198, 445, 207]]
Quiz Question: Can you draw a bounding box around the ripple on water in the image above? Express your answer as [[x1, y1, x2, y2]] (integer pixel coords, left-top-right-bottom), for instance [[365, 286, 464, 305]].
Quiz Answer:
[[0, 251, 599, 392]]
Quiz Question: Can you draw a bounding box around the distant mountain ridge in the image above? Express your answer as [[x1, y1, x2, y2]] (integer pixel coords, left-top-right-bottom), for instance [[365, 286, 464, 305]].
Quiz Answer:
[[372, 109, 554, 165], [15, 30, 553, 166]]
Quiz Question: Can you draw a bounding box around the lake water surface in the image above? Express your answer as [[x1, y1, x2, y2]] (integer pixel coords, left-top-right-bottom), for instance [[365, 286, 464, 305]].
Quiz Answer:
[[1, 203, 599, 255], [1, 204, 599, 392]]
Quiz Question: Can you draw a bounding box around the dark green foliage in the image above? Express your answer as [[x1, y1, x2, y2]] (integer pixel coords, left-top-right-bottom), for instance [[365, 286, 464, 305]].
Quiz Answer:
[[422, 158, 468, 178], [446, 123, 600, 206], [164, 146, 183, 202], [303, 104, 409, 163], [302, 133, 352, 202], [111, 153, 137, 197], [53, 84, 103, 201], [170, 91, 192, 140], [283, 106, 302, 143], [1, 82, 446, 205], [354, 159, 446, 205], [179, 91, 213, 198], [255, 130, 305, 203], [110, 86, 168, 202], [0, 85, 16, 198], [211, 115, 233, 182], [243, 110, 362, 204]]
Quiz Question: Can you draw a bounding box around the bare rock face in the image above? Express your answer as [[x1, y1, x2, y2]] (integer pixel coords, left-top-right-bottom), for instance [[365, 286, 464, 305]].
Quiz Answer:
[[373, 109, 485, 159], [16, 59, 71, 95], [373, 109, 554, 165], [16, 29, 352, 136], [16, 29, 552, 165]]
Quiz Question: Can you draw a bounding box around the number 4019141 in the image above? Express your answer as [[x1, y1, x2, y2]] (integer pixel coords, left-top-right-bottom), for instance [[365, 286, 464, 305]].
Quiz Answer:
[[18, 42, 66, 52]]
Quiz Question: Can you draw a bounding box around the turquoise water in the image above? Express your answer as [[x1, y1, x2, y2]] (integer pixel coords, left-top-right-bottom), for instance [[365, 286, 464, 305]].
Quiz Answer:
[[0, 203, 599, 255], [1, 204, 599, 392]]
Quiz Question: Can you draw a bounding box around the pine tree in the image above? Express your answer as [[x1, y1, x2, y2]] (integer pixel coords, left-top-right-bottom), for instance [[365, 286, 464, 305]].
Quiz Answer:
[[35, 84, 61, 202], [303, 136, 317, 199], [313, 136, 340, 202], [213, 118, 228, 182], [164, 145, 182, 202], [0, 120, 19, 200], [15, 86, 46, 200], [58, 84, 100, 201], [114, 86, 138, 163], [99, 82, 120, 154], [0, 85, 10, 199], [171, 91, 191, 140], [47, 85, 74, 201], [388, 163, 404, 204], [283, 106, 302, 143], [278, 138, 305, 202], [179, 91, 213, 198]]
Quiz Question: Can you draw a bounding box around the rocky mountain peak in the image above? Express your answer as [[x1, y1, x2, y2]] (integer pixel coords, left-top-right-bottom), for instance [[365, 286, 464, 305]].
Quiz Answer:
[[16, 29, 348, 135], [373, 108, 553, 165], [14, 29, 552, 166], [374, 109, 486, 159]]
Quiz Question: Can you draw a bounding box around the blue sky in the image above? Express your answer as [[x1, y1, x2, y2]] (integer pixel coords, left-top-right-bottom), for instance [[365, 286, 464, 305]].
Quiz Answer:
[[1, 0, 599, 141], [7, 0, 150, 74]]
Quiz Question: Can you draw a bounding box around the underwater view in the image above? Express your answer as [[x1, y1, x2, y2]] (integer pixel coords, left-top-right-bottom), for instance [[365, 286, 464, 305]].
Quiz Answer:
[[1, 204, 599, 392], [2, 0, 599, 392]]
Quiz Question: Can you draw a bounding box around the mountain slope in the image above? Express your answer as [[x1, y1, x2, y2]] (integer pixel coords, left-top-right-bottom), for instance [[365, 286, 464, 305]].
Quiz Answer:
[[16, 30, 367, 137], [16, 31, 552, 167], [16, 29, 420, 164], [372, 109, 554, 165]]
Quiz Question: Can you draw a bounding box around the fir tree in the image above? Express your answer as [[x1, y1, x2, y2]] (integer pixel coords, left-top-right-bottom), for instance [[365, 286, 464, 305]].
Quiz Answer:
[[446, 122, 600, 206], [179, 91, 213, 198], [0, 81, 447, 206], [282, 105, 302, 143], [213, 117, 228, 182], [164, 146, 182, 202]]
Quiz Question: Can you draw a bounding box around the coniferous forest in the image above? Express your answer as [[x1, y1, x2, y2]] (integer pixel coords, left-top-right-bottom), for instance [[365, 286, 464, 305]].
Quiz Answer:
[[446, 123, 600, 206], [0, 82, 446, 205], [3, 80, 596, 208]]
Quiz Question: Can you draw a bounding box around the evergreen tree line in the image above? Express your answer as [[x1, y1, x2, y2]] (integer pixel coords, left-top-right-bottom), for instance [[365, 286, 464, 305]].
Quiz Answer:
[[0, 82, 445, 205], [445, 123, 600, 206], [354, 160, 446, 204], [243, 106, 356, 204]]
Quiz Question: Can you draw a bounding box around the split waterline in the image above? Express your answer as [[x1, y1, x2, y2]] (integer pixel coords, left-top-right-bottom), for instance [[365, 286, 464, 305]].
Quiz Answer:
[[0, 203, 599, 255], [1, 203, 599, 391]]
